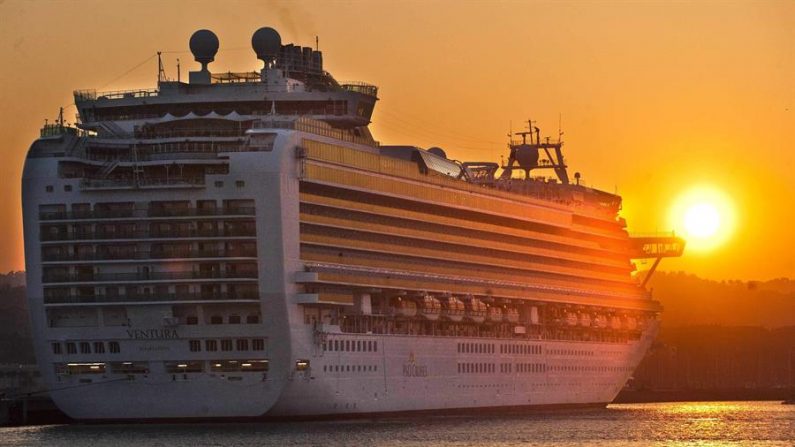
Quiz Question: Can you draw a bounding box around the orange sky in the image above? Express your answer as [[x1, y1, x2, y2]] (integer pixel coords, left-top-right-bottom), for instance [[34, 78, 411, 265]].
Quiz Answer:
[[0, 0, 792, 280]]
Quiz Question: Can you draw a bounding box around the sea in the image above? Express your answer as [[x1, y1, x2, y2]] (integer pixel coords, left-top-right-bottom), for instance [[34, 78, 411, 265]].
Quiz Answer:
[[1, 401, 793, 446]]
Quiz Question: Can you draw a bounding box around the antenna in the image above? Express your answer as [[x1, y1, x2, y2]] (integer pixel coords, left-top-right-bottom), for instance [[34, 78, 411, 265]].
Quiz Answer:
[[157, 51, 166, 83], [57, 107, 64, 127], [558, 113, 564, 143], [177, 58, 181, 83], [315, 35, 319, 51]]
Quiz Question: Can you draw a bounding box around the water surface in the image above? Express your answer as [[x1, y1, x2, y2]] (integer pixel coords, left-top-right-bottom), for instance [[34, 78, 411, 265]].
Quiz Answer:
[[1, 401, 793, 446]]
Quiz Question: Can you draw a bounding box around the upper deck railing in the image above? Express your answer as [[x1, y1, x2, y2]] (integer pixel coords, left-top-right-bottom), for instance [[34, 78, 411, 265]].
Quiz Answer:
[[341, 82, 378, 98], [74, 88, 160, 101]]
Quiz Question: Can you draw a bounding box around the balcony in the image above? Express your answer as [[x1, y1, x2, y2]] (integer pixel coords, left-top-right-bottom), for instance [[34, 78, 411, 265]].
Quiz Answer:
[[43, 270, 258, 284], [39, 207, 255, 221], [40, 227, 256, 242], [43, 291, 260, 305], [41, 248, 258, 262]]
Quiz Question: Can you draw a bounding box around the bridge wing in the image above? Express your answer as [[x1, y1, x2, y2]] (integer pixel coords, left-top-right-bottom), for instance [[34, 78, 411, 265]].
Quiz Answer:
[[629, 236, 685, 259]]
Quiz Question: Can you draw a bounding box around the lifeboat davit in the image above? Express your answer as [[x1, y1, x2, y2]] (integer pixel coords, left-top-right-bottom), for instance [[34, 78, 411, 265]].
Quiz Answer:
[[442, 296, 465, 322], [487, 306, 503, 323], [504, 307, 520, 323], [466, 298, 487, 323], [392, 297, 417, 317], [419, 295, 441, 320], [529, 306, 540, 325]]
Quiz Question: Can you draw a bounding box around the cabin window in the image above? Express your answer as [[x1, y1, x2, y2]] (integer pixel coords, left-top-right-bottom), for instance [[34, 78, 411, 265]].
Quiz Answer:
[[205, 340, 217, 352], [109, 342, 120, 353], [221, 340, 233, 351], [246, 314, 260, 324], [210, 315, 223, 325], [228, 315, 241, 324], [94, 342, 105, 354], [252, 339, 265, 351], [236, 339, 249, 351], [52, 342, 62, 354], [66, 342, 77, 354], [186, 316, 198, 325], [189, 340, 201, 352], [46, 185, 54, 192]]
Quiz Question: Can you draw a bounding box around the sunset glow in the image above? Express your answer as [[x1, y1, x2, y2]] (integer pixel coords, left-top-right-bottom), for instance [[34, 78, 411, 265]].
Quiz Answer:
[[670, 186, 736, 252]]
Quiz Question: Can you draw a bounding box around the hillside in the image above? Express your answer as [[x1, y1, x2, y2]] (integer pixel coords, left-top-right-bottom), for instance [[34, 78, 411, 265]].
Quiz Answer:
[[648, 271, 795, 328]]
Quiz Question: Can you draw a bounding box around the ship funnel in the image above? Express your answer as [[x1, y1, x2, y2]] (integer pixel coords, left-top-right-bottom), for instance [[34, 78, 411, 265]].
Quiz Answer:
[[252, 27, 282, 68], [189, 29, 219, 84]]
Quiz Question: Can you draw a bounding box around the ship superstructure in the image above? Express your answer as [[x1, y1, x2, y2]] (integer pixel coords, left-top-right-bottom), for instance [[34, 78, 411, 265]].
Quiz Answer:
[[21, 27, 683, 420]]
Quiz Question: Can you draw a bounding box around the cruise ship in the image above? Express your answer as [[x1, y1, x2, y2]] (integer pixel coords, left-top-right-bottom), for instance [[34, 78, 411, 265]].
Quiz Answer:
[[21, 27, 684, 420]]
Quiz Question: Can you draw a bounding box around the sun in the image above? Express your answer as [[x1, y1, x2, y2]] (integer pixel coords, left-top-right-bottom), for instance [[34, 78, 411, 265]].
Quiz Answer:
[[669, 186, 736, 252]]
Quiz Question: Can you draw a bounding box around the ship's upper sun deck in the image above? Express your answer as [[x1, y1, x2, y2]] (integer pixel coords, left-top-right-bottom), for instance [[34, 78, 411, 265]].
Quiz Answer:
[[73, 27, 378, 130]]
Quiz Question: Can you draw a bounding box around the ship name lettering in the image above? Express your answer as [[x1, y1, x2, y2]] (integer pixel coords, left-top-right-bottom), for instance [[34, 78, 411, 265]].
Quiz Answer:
[[126, 329, 179, 340], [402, 363, 428, 377]]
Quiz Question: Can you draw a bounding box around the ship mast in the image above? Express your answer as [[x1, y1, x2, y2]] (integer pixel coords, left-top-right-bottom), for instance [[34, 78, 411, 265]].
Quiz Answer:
[[500, 119, 569, 184]]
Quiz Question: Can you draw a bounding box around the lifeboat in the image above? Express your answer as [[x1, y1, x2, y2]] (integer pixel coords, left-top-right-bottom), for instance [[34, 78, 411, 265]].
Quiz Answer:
[[610, 315, 622, 330], [419, 295, 441, 320], [579, 313, 592, 328], [487, 306, 503, 323], [391, 297, 417, 317], [466, 298, 487, 323], [503, 307, 520, 323], [565, 312, 578, 326], [441, 296, 465, 322], [594, 314, 608, 329], [625, 316, 638, 331]]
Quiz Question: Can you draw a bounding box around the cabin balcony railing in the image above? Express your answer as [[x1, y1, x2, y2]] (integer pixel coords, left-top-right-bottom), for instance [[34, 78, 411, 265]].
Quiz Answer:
[[43, 291, 259, 305], [39, 207, 255, 221], [41, 249, 258, 262], [40, 228, 256, 241], [42, 270, 259, 284]]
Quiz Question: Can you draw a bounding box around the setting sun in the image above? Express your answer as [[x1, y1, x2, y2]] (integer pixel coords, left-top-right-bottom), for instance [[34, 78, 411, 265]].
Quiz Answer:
[[670, 186, 736, 252]]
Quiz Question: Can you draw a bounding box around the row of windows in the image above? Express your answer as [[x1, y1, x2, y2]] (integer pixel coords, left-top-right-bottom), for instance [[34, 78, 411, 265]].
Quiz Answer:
[[52, 341, 120, 355], [322, 364, 379, 373], [499, 344, 542, 355], [188, 339, 266, 352], [550, 365, 632, 373], [323, 339, 378, 353], [55, 359, 268, 375], [516, 363, 546, 373], [457, 362, 496, 374], [193, 314, 260, 325], [45, 185, 72, 193], [548, 349, 594, 357], [499, 362, 547, 373], [457, 342, 495, 354]]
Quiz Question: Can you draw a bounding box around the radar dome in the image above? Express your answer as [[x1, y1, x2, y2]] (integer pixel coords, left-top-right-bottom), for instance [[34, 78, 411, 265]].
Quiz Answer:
[[189, 29, 219, 69], [427, 147, 447, 159], [251, 27, 282, 64], [514, 144, 539, 170]]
